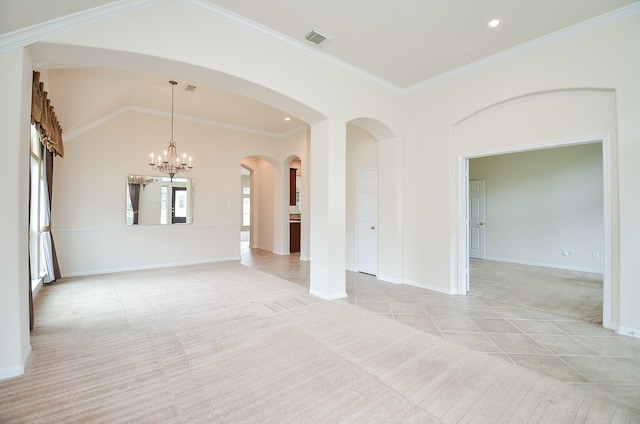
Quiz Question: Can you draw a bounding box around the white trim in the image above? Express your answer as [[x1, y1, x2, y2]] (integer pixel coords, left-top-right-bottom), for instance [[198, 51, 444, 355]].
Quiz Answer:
[[53, 223, 238, 232], [32, 278, 44, 299], [0, 346, 31, 381], [483, 257, 604, 275], [63, 107, 130, 141], [404, 279, 455, 295], [617, 327, 640, 339], [62, 257, 239, 278], [456, 156, 469, 296], [458, 135, 615, 330], [0, 0, 168, 52], [63, 105, 308, 142], [377, 274, 403, 285], [309, 289, 347, 301], [406, 3, 640, 92], [175, 0, 398, 92], [1, 1, 637, 91]]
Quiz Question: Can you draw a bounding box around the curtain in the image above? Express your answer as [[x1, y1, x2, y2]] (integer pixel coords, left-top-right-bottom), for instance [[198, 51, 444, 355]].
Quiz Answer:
[[31, 72, 64, 157], [28, 170, 34, 331], [29, 71, 64, 329], [42, 149, 61, 284], [129, 183, 141, 225]]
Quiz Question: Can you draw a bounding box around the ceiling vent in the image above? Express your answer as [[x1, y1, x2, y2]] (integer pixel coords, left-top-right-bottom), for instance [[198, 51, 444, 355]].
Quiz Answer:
[[185, 85, 197, 92], [305, 29, 331, 46]]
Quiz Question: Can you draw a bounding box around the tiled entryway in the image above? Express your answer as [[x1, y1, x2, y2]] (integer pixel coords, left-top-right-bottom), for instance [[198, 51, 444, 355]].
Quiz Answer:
[[240, 247, 640, 409]]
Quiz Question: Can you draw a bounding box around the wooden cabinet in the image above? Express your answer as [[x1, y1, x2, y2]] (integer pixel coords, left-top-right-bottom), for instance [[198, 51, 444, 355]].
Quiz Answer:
[[289, 168, 297, 206], [290, 222, 300, 253]]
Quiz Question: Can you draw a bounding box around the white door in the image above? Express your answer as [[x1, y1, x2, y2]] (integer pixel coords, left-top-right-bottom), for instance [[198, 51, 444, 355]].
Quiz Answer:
[[469, 180, 486, 259], [357, 169, 378, 275]]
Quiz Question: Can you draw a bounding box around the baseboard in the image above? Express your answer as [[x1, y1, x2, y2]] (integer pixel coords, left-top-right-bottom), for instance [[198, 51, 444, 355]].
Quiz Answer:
[[403, 279, 455, 295], [377, 274, 403, 285], [0, 345, 31, 381], [617, 326, 640, 339], [309, 289, 347, 301], [483, 257, 604, 274], [62, 257, 240, 278], [32, 278, 43, 299]]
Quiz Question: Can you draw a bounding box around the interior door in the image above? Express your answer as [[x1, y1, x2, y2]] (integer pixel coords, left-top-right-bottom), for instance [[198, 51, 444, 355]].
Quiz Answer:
[[469, 180, 486, 259], [172, 187, 187, 224], [357, 169, 378, 275]]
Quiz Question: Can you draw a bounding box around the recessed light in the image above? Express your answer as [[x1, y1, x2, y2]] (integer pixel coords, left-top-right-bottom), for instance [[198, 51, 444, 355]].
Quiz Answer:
[[284, 117, 291, 121], [487, 19, 501, 29]]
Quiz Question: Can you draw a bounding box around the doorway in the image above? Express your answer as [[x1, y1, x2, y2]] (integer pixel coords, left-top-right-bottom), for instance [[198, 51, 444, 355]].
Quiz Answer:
[[461, 140, 611, 326], [171, 187, 187, 224], [240, 165, 251, 249]]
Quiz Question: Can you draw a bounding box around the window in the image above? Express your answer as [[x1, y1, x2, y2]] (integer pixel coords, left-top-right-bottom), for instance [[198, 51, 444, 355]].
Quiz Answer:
[[29, 125, 46, 290]]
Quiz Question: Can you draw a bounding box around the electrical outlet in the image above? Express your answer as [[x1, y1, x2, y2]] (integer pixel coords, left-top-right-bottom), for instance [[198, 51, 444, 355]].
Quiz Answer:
[[592, 251, 599, 259], [562, 249, 574, 257], [177, 245, 182, 253]]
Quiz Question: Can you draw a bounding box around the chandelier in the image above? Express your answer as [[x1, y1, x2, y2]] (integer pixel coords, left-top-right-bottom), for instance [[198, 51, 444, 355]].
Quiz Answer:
[[149, 80, 193, 181]]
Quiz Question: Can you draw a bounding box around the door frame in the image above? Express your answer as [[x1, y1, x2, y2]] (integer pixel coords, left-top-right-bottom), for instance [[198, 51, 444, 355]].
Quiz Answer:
[[457, 136, 614, 329]]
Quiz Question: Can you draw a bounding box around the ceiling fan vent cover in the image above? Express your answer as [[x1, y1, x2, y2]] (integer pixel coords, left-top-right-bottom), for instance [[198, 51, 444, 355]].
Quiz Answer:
[[305, 29, 331, 45]]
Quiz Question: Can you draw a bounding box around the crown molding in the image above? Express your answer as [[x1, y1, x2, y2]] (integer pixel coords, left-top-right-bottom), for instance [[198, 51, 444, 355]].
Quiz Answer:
[[0, 0, 399, 92], [2, 0, 638, 94], [0, 0, 168, 53], [175, 0, 400, 92], [404, 2, 640, 93], [63, 105, 307, 141]]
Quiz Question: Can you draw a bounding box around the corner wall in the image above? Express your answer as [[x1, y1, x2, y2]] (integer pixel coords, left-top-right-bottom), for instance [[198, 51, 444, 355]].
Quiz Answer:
[[0, 48, 32, 378]]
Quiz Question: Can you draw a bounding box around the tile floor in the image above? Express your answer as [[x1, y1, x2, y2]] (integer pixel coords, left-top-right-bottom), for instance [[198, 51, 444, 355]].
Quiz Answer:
[[240, 246, 640, 409]]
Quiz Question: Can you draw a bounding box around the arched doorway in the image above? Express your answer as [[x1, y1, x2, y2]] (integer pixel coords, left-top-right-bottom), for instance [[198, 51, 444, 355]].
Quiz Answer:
[[453, 89, 617, 329]]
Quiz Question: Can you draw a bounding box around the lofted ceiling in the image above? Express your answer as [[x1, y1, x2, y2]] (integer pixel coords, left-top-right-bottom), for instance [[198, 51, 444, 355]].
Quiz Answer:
[[3, 0, 637, 137], [45, 67, 308, 140]]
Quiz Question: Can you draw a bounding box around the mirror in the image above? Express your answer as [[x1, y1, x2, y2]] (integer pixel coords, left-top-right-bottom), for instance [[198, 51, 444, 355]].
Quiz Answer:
[[126, 175, 193, 225]]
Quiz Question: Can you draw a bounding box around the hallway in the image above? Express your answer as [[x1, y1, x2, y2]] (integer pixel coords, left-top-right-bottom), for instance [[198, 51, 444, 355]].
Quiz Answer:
[[240, 246, 640, 409]]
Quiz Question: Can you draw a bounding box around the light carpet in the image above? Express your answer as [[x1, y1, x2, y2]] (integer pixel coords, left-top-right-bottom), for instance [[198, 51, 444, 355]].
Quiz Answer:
[[1, 262, 637, 423]]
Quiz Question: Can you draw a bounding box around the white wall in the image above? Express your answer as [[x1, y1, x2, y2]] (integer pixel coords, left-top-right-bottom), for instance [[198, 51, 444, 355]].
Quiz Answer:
[[2, 0, 639, 379], [402, 14, 638, 332], [53, 109, 304, 276], [0, 48, 32, 379], [469, 144, 603, 272], [241, 157, 275, 252]]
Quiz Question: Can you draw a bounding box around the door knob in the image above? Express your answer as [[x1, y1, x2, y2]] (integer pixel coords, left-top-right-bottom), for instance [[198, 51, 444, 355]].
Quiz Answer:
[[370, 226, 375, 230], [479, 222, 485, 225]]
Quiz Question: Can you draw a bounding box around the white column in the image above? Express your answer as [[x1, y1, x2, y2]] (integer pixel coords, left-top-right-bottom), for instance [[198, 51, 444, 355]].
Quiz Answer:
[[272, 164, 286, 255], [309, 119, 347, 299], [0, 48, 32, 379]]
